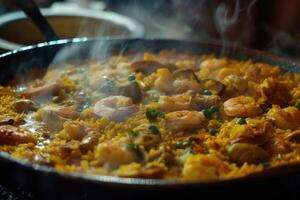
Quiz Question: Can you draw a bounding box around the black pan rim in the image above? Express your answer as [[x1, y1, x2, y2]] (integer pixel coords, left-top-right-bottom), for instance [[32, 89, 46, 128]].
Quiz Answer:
[[1, 37, 300, 66], [1, 37, 300, 188]]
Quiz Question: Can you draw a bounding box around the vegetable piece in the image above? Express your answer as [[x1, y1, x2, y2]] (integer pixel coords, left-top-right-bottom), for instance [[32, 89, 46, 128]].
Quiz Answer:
[[203, 90, 212, 96], [295, 101, 300, 109], [236, 118, 247, 125], [209, 105, 219, 114], [146, 108, 164, 121], [209, 128, 218, 136], [128, 74, 136, 82], [126, 143, 144, 159], [202, 105, 219, 119], [148, 124, 160, 135], [203, 109, 212, 119]]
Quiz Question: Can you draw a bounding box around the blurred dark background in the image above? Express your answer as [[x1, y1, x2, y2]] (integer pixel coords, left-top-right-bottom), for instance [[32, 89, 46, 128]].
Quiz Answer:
[[0, 0, 300, 57]]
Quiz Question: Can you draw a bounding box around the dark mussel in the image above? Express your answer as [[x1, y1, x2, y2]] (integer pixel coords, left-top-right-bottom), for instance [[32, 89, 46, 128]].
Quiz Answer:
[[173, 68, 201, 83], [202, 79, 225, 95]]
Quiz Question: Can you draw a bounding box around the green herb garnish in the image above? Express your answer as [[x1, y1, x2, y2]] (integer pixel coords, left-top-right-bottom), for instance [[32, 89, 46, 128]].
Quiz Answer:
[[202, 105, 219, 119], [209, 128, 218, 136], [128, 74, 136, 82], [126, 143, 144, 159], [209, 105, 219, 114], [148, 124, 160, 135], [203, 90, 212, 96], [203, 108, 212, 119], [146, 108, 164, 121], [295, 101, 300, 109], [185, 149, 194, 154], [236, 118, 247, 125]]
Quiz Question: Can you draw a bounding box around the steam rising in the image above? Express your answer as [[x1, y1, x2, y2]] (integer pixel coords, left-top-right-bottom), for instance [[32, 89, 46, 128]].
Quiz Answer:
[[214, 0, 240, 48], [46, 0, 297, 75]]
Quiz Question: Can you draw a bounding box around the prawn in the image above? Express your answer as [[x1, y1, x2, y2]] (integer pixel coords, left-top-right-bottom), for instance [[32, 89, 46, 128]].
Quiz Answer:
[[165, 110, 206, 132], [158, 95, 195, 111], [267, 105, 300, 130], [93, 96, 138, 122], [223, 96, 262, 118]]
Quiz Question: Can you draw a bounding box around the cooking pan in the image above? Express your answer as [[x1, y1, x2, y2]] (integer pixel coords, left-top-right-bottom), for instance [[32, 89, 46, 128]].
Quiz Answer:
[[0, 38, 300, 200]]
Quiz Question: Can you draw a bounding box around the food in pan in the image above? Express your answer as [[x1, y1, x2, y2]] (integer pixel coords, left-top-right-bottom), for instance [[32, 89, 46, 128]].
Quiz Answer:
[[0, 50, 300, 181]]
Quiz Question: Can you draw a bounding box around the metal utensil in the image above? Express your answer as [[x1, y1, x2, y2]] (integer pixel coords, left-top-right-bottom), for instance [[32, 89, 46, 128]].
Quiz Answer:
[[11, 0, 59, 42]]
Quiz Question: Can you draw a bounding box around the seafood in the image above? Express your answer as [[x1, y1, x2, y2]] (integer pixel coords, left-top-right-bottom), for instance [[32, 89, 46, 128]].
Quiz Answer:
[[223, 96, 262, 118], [93, 96, 139, 122]]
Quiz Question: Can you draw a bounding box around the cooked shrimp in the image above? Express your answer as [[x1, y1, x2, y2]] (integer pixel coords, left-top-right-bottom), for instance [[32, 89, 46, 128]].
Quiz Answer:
[[23, 82, 59, 98], [0, 125, 37, 145], [165, 111, 206, 132], [93, 96, 138, 122], [158, 95, 195, 111], [154, 68, 174, 94], [259, 77, 291, 107], [267, 105, 300, 130], [35, 105, 70, 133], [62, 121, 96, 141], [227, 143, 269, 164], [223, 96, 262, 118], [182, 154, 231, 181], [95, 140, 138, 167], [218, 118, 273, 144]]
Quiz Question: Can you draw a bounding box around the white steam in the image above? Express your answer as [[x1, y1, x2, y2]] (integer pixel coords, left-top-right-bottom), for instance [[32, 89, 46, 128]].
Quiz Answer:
[[47, 0, 263, 71]]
